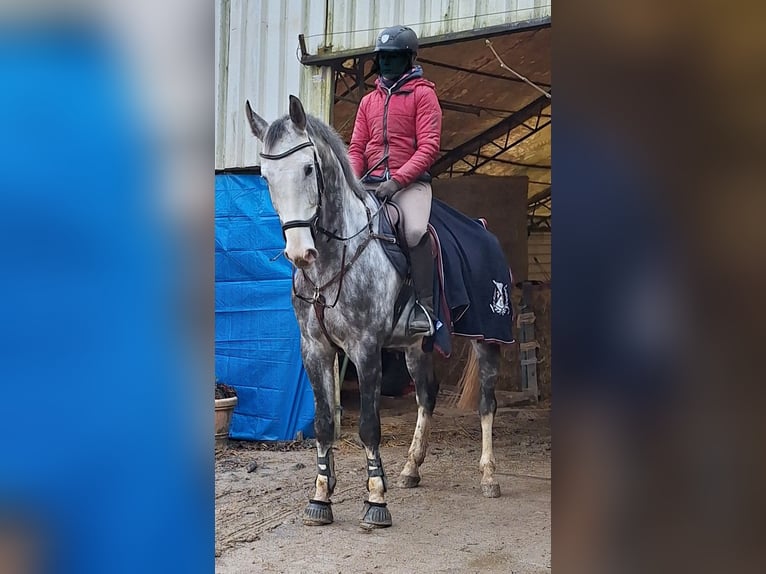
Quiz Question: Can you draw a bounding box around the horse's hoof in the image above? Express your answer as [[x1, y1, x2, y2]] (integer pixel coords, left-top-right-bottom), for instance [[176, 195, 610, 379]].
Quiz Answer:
[[303, 499, 333, 525], [396, 474, 421, 488], [482, 483, 501, 498], [360, 501, 392, 529]]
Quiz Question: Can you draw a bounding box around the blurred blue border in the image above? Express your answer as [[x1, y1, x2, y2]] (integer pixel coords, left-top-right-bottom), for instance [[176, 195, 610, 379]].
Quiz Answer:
[[0, 29, 212, 574]]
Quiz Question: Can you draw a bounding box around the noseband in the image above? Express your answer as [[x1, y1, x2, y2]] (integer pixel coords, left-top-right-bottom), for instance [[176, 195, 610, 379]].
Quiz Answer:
[[260, 139, 324, 238]]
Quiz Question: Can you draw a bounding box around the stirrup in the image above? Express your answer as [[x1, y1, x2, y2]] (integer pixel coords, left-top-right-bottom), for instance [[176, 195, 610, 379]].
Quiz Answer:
[[407, 302, 435, 337]]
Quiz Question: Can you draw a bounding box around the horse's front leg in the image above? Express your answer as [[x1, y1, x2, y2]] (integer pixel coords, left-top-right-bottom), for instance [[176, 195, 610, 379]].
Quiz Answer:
[[300, 336, 339, 526], [348, 343, 392, 529]]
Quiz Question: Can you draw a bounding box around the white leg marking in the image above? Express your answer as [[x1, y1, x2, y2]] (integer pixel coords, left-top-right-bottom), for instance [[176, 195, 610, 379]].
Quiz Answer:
[[479, 413, 495, 476], [401, 406, 431, 478], [367, 477, 386, 503], [313, 444, 332, 502], [314, 476, 331, 502], [479, 412, 500, 497]]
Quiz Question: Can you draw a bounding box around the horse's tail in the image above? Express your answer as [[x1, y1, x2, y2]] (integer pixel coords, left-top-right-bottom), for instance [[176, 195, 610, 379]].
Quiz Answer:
[[455, 343, 480, 411]]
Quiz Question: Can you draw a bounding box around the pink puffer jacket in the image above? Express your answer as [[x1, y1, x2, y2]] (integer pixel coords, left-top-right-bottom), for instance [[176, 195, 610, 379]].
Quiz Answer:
[[348, 69, 442, 187]]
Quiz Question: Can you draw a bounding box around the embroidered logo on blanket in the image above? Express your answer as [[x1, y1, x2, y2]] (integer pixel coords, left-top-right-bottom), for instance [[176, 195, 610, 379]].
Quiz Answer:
[[489, 280, 510, 316]]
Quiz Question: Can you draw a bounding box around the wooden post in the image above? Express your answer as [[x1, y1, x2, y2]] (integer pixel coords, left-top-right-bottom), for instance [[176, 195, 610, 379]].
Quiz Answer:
[[518, 282, 540, 402]]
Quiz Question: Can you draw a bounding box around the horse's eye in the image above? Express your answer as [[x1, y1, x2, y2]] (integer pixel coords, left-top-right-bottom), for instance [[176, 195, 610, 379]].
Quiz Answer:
[[304, 164, 313, 176]]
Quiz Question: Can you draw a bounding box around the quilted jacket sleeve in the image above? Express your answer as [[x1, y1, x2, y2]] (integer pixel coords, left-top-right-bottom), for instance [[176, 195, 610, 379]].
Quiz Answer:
[[391, 85, 442, 186], [347, 97, 370, 179]]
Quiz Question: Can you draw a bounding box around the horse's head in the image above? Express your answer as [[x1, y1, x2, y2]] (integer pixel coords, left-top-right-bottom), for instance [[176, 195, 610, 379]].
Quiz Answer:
[[245, 95, 321, 269]]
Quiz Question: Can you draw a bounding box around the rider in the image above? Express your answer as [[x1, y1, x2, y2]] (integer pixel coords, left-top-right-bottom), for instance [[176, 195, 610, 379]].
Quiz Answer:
[[348, 25, 442, 337]]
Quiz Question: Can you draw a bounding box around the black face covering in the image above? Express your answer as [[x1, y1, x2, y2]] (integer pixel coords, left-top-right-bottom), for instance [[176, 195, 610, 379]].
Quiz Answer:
[[377, 51, 411, 81]]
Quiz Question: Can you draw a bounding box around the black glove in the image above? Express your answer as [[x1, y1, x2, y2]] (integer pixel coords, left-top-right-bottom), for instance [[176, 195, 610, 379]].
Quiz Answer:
[[375, 179, 401, 200]]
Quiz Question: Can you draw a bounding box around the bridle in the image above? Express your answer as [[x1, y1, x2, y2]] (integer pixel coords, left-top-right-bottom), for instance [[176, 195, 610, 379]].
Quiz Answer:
[[260, 139, 323, 238], [260, 138, 382, 244], [260, 136, 393, 346]]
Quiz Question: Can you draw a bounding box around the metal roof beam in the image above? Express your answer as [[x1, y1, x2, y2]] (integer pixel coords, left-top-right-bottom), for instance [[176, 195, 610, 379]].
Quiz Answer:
[[431, 94, 550, 176], [444, 117, 550, 177], [439, 100, 483, 116], [528, 186, 551, 233], [333, 58, 375, 102], [528, 216, 551, 233], [474, 157, 551, 169], [528, 186, 551, 207], [417, 56, 551, 89]]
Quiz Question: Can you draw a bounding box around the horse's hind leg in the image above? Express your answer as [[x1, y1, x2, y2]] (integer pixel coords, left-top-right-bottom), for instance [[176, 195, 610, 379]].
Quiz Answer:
[[475, 340, 502, 498], [396, 345, 438, 488], [300, 338, 338, 526]]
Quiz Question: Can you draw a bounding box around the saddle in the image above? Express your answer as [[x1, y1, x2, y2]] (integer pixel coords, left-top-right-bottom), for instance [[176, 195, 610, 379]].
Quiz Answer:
[[374, 198, 425, 274], [371, 194, 430, 331]]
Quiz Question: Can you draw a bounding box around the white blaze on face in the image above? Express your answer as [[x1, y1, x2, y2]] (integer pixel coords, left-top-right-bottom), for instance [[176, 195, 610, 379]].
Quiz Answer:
[[262, 158, 319, 268]]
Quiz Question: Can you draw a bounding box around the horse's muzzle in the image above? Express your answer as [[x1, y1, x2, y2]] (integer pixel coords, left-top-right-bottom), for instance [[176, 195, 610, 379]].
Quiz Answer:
[[289, 247, 318, 269]]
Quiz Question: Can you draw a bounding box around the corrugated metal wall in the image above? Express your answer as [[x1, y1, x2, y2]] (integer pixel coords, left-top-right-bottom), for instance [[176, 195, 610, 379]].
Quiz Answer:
[[216, 0, 552, 170], [528, 231, 551, 282], [215, 0, 328, 170], [322, 0, 551, 55]]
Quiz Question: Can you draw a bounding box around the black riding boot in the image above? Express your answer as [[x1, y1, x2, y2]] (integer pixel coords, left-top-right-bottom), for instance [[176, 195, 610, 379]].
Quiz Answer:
[[408, 233, 436, 336]]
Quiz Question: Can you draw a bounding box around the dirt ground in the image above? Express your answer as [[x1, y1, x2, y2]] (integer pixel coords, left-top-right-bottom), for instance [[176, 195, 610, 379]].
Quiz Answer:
[[215, 389, 551, 574]]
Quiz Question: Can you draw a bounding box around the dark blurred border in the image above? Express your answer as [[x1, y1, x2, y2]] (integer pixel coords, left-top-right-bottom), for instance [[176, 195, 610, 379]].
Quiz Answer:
[[554, 2, 766, 572]]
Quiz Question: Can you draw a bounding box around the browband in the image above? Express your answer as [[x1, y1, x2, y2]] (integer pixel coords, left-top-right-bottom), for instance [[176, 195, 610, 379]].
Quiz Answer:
[[260, 140, 314, 160]]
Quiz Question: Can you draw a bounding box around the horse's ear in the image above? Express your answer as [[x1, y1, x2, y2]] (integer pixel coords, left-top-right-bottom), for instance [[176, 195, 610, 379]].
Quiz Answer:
[[289, 95, 307, 132], [245, 100, 268, 141]]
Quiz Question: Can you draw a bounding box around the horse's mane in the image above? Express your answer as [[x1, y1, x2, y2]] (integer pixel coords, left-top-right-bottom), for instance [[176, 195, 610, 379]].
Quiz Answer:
[[264, 115, 367, 200]]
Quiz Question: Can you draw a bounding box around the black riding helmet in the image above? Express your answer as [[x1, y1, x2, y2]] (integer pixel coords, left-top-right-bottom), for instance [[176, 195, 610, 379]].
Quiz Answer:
[[373, 26, 418, 80], [374, 25, 419, 55]]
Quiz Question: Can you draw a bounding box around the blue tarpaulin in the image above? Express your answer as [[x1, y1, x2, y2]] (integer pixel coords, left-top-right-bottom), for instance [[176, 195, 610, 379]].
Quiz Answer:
[[215, 173, 315, 441]]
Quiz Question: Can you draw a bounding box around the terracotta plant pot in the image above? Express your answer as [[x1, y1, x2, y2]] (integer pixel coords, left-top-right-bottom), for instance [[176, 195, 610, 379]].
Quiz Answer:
[[215, 396, 238, 442]]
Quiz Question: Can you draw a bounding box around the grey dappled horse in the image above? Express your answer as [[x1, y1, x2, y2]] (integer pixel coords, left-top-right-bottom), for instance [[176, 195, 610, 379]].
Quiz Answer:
[[246, 95, 502, 529]]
